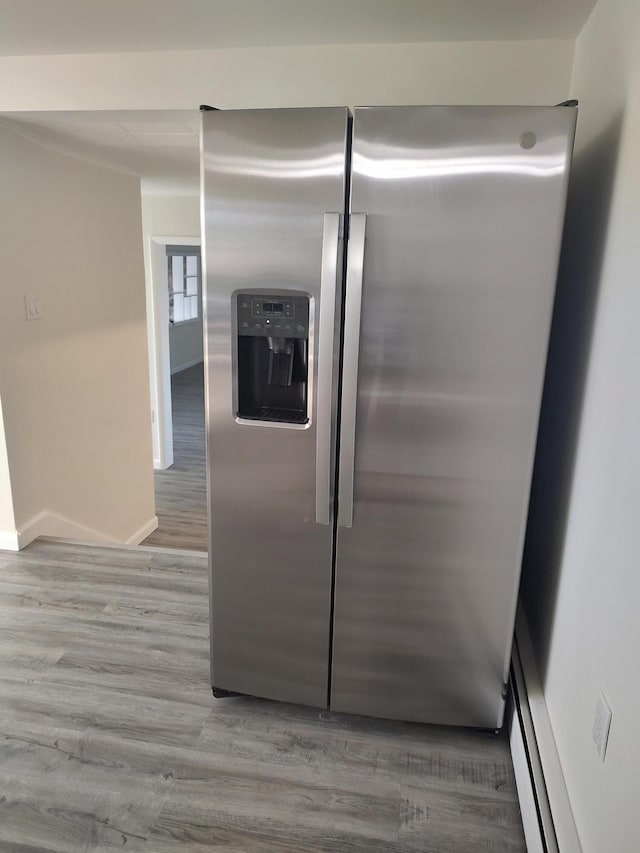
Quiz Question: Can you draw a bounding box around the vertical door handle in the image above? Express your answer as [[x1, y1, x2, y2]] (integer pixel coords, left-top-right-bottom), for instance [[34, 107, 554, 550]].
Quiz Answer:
[[316, 213, 341, 525], [338, 213, 366, 528]]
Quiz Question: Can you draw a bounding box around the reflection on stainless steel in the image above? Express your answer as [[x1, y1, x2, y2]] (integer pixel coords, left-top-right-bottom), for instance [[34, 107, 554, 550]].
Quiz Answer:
[[203, 152, 346, 180], [338, 212, 366, 529], [316, 213, 342, 525], [352, 149, 567, 179], [203, 104, 577, 728]]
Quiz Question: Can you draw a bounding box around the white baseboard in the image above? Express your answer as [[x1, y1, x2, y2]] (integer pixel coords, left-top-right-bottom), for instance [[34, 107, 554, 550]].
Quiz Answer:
[[0, 529, 20, 551], [17, 510, 115, 549], [170, 357, 203, 376], [14, 510, 159, 551], [125, 516, 159, 545], [507, 690, 545, 853], [510, 605, 582, 853]]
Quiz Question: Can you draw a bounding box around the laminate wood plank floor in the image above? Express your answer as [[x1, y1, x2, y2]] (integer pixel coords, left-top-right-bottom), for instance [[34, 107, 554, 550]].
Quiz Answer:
[[143, 363, 208, 552], [0, 540, 525, 852]]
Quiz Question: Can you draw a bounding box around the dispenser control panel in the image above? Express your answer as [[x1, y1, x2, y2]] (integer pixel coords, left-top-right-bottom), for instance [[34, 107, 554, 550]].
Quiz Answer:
[[252, 299, 294, 319], [237, 294, 309, 338]]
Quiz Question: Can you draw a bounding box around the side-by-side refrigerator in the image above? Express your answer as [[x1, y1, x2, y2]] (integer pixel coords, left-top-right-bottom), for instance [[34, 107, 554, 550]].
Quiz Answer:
[[201, 105, 576, 728]]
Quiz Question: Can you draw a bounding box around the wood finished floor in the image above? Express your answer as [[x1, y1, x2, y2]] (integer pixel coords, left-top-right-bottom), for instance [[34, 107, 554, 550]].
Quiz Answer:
[[143, 363, 208, 552], [0, 539, 525, 852]]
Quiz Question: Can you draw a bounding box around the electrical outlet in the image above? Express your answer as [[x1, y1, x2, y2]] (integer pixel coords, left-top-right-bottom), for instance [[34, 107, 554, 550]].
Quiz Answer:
[[593, 691, 612, 761]]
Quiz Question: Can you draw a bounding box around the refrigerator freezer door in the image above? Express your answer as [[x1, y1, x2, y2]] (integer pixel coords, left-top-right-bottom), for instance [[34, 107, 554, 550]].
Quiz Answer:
[[202, 108, 349, 707], [331, 106, 576, 727]]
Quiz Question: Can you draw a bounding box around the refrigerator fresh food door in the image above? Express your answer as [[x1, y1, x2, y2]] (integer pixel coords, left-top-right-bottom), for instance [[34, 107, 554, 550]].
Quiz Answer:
[[202, 108, 349, 707], [332, 106, 576, 727]]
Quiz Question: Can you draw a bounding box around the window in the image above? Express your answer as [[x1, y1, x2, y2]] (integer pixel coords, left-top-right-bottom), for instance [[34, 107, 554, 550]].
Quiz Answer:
[[167, 246, 201, 324]]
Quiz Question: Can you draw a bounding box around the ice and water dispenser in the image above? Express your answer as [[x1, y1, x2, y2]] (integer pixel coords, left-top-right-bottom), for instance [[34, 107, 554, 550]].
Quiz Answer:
[[235, 293, 310, 424]]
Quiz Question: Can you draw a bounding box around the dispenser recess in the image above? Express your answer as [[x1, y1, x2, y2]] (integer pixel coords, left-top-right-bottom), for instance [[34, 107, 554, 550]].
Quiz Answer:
[[236, 293, 310, 424]]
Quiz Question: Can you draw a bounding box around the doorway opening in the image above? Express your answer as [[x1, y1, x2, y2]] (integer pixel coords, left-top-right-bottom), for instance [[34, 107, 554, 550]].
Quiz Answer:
[[142, 237, 207, 551]]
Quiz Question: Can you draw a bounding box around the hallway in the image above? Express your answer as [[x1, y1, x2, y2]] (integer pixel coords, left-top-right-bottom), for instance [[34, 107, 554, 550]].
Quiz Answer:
[[143, 363, 207, 551]]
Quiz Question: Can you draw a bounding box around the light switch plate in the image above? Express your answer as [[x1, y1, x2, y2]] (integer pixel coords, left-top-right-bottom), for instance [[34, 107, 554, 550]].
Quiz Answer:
[[24, 295, 41, 321]]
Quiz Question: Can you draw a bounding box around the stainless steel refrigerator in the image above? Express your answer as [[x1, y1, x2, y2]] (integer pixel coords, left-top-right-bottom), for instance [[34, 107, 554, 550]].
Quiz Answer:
[[201, 105, 576, 729]]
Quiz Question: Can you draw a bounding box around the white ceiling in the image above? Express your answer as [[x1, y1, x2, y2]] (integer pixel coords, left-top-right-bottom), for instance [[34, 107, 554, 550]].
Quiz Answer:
[[0, 0, 597, 56], [0, 110, 202, 194]]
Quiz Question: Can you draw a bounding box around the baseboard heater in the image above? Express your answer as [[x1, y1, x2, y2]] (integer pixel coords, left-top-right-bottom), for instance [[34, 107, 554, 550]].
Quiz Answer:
[[508, 606, 582, 853]]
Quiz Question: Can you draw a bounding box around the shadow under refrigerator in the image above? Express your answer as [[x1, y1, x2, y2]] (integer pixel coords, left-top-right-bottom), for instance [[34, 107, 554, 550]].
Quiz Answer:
[[201, 105, 576, 728]]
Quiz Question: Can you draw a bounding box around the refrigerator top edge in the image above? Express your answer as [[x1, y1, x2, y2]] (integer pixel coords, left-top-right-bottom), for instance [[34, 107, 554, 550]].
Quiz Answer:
[[200, 105, 352, 117], [198, 104, 577, 118], [352, 103, 578, 112]]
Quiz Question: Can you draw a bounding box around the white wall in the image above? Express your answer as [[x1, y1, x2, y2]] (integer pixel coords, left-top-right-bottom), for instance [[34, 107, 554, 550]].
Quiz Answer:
[[140, 193, 200, 467], [0, 125, 156, 546], [0, 40, 574, 111], [170, 319, 203, 374], [521, 1, 640, 850]]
